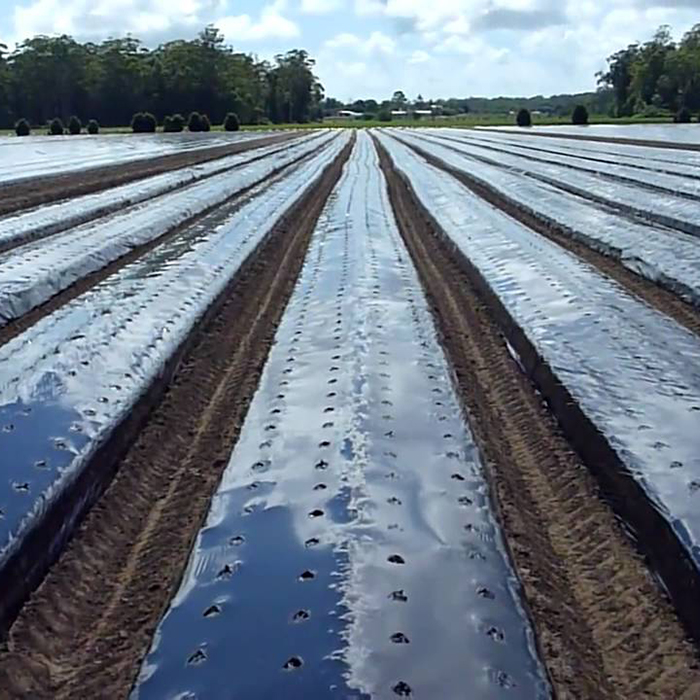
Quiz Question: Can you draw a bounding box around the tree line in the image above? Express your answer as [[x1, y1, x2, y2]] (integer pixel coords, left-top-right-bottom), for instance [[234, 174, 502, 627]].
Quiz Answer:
[[598, 24, 700, 119], [322, 90, 611, 121], [0, 26, 323, 130]]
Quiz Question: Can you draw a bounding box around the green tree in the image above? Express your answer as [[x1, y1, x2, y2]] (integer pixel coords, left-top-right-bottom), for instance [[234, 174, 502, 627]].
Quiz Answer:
[[188, 111, 204, 131], [15, 118, 30, 136], [267, 50, 322, 123], [68, 115, 82, 134], [391, 90, 407, 107], [48, 117, 64, 134], [516, 108, 531, 127], [224, 112, 240, 131], [597, 44, 640, 116], [572, 104, 589, 125]]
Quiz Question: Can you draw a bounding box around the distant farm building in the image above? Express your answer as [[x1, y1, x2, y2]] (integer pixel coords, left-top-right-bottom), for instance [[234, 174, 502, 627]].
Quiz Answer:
[[334, 110, 364, 119]]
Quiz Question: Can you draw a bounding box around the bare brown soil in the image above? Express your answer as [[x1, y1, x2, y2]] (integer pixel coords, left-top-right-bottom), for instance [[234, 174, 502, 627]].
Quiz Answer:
[[477, 126, 700, 152], [376, 136, 700, 700], [0, 131, 303, 217], [0, 137, 353, 699], [402, 138, 700, 338]]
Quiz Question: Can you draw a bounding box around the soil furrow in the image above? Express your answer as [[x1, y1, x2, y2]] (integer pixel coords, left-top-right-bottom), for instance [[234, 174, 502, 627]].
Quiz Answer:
[[375, 136, 700, 700], [399, 137, 700, 338], [0, 136, 353, 699], [0, 143, 321, 351], [0, 131, 303, 218]]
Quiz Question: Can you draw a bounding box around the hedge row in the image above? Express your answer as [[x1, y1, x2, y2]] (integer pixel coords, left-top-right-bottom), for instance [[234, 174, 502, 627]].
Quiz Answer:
[[12, 110, 241, 136], [14, 116, 100, 136]]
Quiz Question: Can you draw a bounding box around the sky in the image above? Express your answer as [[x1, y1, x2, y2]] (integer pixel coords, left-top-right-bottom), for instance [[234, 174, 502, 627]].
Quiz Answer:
[[1, 0, 699, 101]]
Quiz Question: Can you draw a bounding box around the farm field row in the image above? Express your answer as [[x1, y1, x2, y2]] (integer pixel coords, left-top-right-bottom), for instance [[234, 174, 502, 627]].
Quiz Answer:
[[0, 128, 699, 699], [409, 129, 700, 237], [483, 123, 700, 147], [396, 129, 700, 309], [0, 131, 270, 185]]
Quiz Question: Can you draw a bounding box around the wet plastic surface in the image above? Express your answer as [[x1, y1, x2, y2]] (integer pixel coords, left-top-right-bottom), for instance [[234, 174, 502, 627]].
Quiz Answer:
[[412, 131, 700, 236], [482, 124, 700, 145], [132, 133, 550, 700], [0, 132, 337, 326], [378, 131, 700, 596], [0, 131, 266, 185], [0, 132, 350, 592], [432, 130, 700, 196], [0, 137, 310, 251], [393, 131, 700, 307], [450, 129, 700, 174]]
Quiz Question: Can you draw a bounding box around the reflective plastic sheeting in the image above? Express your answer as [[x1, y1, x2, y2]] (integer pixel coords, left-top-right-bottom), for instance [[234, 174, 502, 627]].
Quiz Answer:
[[0, 131, 266, 185], [410, 130, 700, 237], [448, 129, 700, 176], [394, 130, 700, 307], [0, 136, 315, 251], [433, 129, 700, 196], [0, 132, 350, 588], [0, 132, 338, 327], [378, 130, 700, 595], [132, 132, 550, 700], [480, 123, 700, 146]]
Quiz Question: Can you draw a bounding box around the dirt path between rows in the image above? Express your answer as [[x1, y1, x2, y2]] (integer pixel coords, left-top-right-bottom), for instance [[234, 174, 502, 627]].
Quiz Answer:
[[0, 131, 303, 217], [401, 138, 700, 338], [475, 126, 700, 152], [376, 137, 700, 700], [0, 138, 353, 699]]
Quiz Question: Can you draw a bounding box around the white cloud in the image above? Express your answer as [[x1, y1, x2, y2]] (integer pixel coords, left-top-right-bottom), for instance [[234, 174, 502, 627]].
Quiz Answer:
[[408, 49, 430, 63], [5, 0, 700, 101], [325, 32, 361, 48], [324, 29, 394, 54], [216, 2, 299, 42], [300, 0, 343, 13], [8, 0, 298, 47]]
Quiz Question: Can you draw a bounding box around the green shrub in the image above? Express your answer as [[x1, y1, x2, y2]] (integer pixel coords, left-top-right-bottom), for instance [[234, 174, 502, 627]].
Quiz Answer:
[[48, 117, 64, 135], [675, 107, 692, 123], [142, 112, 157, 132], [172, 113, 184, 131], [14, 118, 30, 136], [223, 112, 240, 131], [572, 105, 589, 125], [362, 112, 377, 122], [201, 114, 211, 132], [516, 108, 531, 127], [87, 119, 99, 134], [188, 111, 203, 132], [68, 115, 82, 134], [378, 110, 392, 122], [163, 114, 185, 132], [131, 112, 145, 132], [132, 112, 157, 133]]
